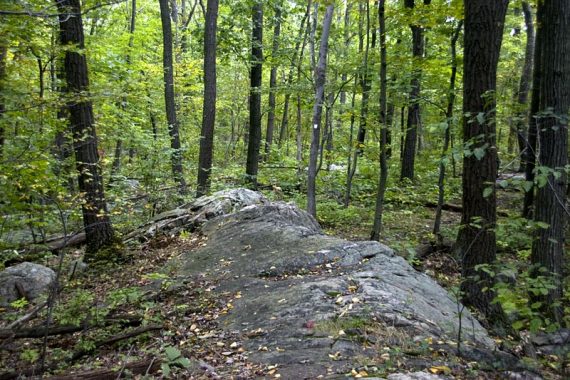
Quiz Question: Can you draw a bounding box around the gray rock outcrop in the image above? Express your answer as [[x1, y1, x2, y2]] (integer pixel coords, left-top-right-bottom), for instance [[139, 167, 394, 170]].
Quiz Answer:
[[0, 262, 56, 306], [171, 193, 498, 378]]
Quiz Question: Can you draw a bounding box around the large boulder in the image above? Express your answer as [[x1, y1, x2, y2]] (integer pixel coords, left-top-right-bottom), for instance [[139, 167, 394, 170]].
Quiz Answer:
[[0, 262, 56, 306], [173, 196, 499, 378]]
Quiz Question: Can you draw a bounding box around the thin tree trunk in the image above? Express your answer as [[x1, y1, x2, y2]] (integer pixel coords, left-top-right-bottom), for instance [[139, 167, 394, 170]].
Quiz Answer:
[[522, 3, 543, 218], [110, 0, 137, 181], [531, 0, 569, 323], [159, 0, 187, 194], [433, 20, 462, 238], [400, 0, 430, 181], [245, 2, 263, 189], [279, 2, 310, 147], [345, 1, 371, 207], [513, 2, 534, 171], [456, 0, 509, 326], [0, 45, 6, 158], [55, 0, 115, 257], [371, 0, 388, 241], [196, 0, 218, 197], [307, 4, 334, 217], [264, 6, 282, 160]]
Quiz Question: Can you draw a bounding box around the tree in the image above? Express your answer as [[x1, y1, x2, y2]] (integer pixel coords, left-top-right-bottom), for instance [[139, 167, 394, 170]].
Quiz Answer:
[[433, 20, 462, 237], [530, 0, 569, 322], [159, 0, 187, 194], [264, 5, 282, 160], [0, 44, 6, 158], [307, 3, 334, 218], [455, 0, 509, 324], [371, 0, 388, 241], [400, 0, 430, 181], [55, 0, 115, 256], [245, 1, 263, 189], [196, 0, 219, 197]]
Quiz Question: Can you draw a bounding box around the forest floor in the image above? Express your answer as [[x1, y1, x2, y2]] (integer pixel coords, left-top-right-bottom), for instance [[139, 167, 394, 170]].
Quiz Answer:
[[0, 186, 568, 379]]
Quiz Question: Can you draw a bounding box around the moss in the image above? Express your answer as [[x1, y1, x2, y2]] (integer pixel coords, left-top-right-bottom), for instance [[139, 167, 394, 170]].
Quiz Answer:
[[84, 236, 127, 264]]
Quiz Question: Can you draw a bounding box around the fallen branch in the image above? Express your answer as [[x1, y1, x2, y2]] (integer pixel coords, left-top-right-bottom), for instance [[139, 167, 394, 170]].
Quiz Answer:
[[4, 301, 47, 330]]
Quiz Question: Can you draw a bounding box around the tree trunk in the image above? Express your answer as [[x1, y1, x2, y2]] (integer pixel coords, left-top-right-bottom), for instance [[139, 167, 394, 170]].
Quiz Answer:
[[513, 1, 534, 171], [400, 0, 430, 181], [433, 21, 462, 237], [279, 2, 310, 148], [159, 0, 187, 194], [110, 0, 137, 180], [264, 6, 282, 160], [345, 1, 371, 207], [196, 0, 218, 197], [245, 2, 263, 189], [307, 4, 334, 218], [455, 0, 509, 326], [0, 44, 6, 158], [55, 0, 115, 256], [522, 3, 544, 219], [531, 0, 569, 323], [371, 0, 388, 241]]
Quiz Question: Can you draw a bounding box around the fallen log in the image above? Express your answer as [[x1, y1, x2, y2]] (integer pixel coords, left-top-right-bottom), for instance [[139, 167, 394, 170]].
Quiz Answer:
[[0, 325, 162, 380], [424, 201, 509, 217], [0, 314, 142, 339], [45, 357, 161, 380]]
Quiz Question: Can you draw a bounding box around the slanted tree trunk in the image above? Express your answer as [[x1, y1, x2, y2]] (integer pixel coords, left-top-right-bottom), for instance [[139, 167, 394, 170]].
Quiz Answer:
[[245, 1, 263, 189], [307, 4, 334, 217], [55, 0, 115, 256], [531, 0, 569, 323], [455, 0, 509, 326], [371, 0, 388, 241], [512, 2, 534, 171], [264, 6, 282, 160], [159, 0, 187, 193], [400, 0, 430, 181], [196, 0, 219, 197], [433, 20, 462, 238]]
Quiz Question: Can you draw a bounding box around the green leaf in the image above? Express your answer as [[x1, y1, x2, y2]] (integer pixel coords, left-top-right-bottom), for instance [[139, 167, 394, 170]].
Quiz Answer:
[[482, 187, 493, 198], [476, 112, 485, 124], [529, 318, 543, 332], [473, 147, 486, 160], [165, 346, 181, 361], [175, 357, 191, 368], [161, 363, 171, 377], [512, 320, 524, 330], [522, 181, 533, 192]]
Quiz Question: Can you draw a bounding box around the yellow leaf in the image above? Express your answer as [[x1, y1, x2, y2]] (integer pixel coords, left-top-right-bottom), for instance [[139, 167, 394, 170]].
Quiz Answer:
[[429, 365, 451, 374]]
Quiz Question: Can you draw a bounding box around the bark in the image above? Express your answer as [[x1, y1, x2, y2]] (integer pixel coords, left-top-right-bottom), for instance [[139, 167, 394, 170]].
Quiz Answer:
[[245, 2, 263, 189], [196, 0, 218, 197], [455, 0, 509, 326], [433, 20, 462, 237], [159, 0, 187, 193], [55, 0, 115, 256], [264, 6, 282, 159], [307, 4, 334, 217], [531, 0, 569, 323], [400, 0, 431, 181], [371, 0, 388, 241]]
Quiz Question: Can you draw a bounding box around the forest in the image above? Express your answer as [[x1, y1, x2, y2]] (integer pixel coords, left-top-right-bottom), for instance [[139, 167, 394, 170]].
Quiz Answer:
[[0, 0, 569, 378]]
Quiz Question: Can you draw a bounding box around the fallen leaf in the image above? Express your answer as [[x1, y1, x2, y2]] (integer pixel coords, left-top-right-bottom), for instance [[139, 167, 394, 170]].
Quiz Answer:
[[429, 365, 451, 374]]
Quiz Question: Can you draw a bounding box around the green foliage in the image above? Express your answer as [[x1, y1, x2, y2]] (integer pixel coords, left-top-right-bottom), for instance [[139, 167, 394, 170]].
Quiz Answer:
[[161, 346, 192, 377]]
